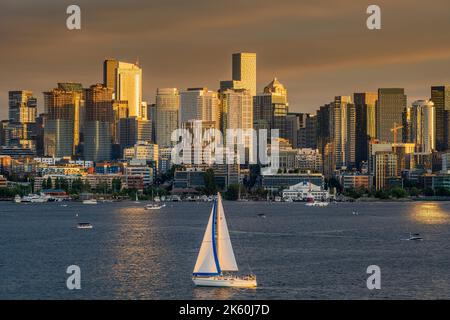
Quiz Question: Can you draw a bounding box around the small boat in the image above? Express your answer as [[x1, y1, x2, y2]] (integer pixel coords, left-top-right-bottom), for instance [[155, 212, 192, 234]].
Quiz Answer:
[[145, 203, 166, 210], [305, 201, 329, 207], [257, 213, 266, 219], [22, 193, 50, 203], [192, 193, 257, 288], [61, 204, 68, 207], [404, 233, 423, 241], [352, 210, 359, 215], [77, 223, 93, 229], [14, 195, 22, 203], [82, 199, 98, 205]]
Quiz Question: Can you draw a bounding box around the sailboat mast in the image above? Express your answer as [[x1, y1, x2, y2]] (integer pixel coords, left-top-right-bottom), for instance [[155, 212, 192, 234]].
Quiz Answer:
[[216, 194, 221, 266]]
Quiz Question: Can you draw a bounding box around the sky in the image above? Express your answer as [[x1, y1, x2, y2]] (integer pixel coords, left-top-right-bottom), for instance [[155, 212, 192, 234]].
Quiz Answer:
[[1, 0, 450, 119]]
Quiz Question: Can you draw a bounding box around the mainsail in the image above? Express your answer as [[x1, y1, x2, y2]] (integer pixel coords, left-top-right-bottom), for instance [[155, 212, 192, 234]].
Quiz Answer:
[[193, 201, 220, 275], [193, 193, 238, 276], [216, 194, 238, 271]]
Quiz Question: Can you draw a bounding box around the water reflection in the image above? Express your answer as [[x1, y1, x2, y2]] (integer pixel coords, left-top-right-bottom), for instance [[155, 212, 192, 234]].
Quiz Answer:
[[193, 287, 236, 300], [410, 203, 450, 225], [109, 204, 165, 299]]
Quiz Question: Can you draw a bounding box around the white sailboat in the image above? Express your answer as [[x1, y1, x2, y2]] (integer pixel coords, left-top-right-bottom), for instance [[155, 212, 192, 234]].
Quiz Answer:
[[192, 193, 257, 288]]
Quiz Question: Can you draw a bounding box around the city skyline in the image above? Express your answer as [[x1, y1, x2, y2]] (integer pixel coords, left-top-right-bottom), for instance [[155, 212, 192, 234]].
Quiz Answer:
[[2, 0, 450, 118]]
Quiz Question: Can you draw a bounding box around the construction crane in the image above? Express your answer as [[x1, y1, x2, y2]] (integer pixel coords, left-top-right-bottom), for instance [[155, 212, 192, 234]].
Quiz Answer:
[[390, 122, 403, 153]]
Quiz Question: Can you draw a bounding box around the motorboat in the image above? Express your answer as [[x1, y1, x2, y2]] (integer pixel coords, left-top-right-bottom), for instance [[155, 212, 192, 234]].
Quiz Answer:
[[145, 203, 166, 210], [82, 199, 98, 205], [77, 223, 93, 229]]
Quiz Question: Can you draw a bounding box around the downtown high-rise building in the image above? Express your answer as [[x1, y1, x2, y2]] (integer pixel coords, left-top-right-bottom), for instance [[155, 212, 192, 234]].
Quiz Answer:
[[118, 117, 152, 153], [155, 88, 179, 147], [103, 59, 142, 118], [354, 92, 377, 169], [179, 88, 220, 129], [376, 88, 407, 143], [221, 52, 257, 97], [430, 86, 450, 151], [285, 113, 317, 149], [7, 90, 37, 150], [43, 83, 84, 157], [219, 88, 254, 160], [84, 84, 114, 162], [404, 100, 435, 154], [330, 96, 356, 170], [253, 78, 289, 140]]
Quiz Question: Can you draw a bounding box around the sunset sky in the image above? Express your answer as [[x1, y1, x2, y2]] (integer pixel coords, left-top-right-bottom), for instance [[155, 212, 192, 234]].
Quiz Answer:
[[1, 0, 450, 118]]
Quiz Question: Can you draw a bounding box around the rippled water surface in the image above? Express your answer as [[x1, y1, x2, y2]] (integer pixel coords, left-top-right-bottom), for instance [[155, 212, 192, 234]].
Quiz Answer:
[[1, 201, 449, 299]]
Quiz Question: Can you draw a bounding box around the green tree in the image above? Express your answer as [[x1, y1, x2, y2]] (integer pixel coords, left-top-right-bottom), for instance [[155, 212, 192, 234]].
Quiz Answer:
[[409, 187, 420, 197], [112, 178, 122, 193], [46, 177, 53, 189], [435, 187, 450, 197], [390, 187, 408, 198], [423, 187, 435, 197], [375, 189, 390, 199], [224, 184, 241, 201], [203, 169, 217, 195]]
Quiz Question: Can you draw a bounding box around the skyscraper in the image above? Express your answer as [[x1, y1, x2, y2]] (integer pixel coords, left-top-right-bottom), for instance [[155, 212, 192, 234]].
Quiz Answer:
[[231, 53, 256, 97], [285, 113, 316, 148], [118, 117, 152, 152], [354, 92, 377, 168], [84, 84, 114, 161], [219, 89, 253, 159], [103, 59, 118, 91], [103, 59, 142, 118], [376, 88, 407, 143], [330, 96, 355, 170], [430, 86, 450, 151], [254, 78, 289, 140], [407, 100, 435, 154], [156, 88, 179, 147], [7, 90, 37, 149], [43, 83, 84, 157], [8, 91, 37, 124], [179, 88, 220, 129]]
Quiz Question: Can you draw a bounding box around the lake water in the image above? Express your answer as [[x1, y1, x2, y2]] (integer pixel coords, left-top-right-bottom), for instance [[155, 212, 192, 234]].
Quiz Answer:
[[1, 201, 449, 299]]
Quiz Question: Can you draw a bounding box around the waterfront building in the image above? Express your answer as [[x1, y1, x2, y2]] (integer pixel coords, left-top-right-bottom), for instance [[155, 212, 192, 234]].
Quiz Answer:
[[339, 173, 373, 191], [261, 173, 324, 192], [124, 159, 154, 186], [281, 182, 329, 201]]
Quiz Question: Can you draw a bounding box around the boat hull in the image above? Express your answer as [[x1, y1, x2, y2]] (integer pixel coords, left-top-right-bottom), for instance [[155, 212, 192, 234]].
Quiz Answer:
[[192, 276, 257, 288]]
